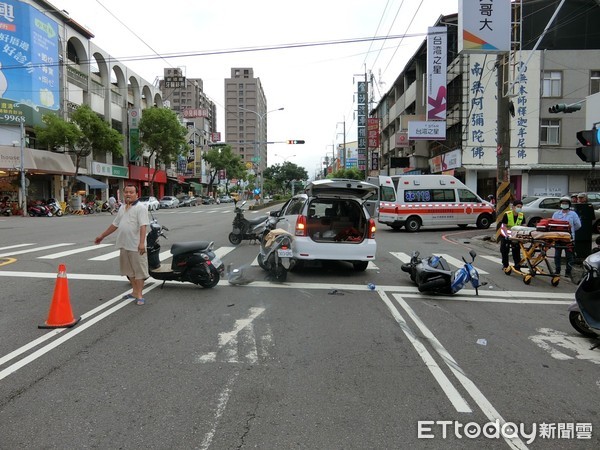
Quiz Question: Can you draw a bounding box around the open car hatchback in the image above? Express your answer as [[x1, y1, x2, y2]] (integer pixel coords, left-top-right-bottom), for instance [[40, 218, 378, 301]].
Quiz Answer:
[[273, 179, 378, 271]]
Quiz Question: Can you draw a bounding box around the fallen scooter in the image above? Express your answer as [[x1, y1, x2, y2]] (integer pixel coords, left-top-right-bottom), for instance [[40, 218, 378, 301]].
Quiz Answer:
[[257, 212, 295, 282], [228, 200, 268, 245], [401, 249, 485, 295], [147, 215, 224, 288], [568, 236, 600, 341]]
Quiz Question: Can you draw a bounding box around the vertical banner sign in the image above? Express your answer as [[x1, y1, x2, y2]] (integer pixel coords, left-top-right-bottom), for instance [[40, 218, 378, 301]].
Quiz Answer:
[[357, 81, 367, 170], [458, 0, 511, 53], [367, 118, 380, 149], [427, 27, 447, 121], [128, 109, 140, 162]]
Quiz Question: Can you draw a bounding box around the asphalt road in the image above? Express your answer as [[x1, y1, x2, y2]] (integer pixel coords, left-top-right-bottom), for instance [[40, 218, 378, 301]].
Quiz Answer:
[[0, 204, 598, 449]]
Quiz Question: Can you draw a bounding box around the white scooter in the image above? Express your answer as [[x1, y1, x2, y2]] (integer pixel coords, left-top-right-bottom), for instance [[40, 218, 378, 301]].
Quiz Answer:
[[256, 212, 294, 282]]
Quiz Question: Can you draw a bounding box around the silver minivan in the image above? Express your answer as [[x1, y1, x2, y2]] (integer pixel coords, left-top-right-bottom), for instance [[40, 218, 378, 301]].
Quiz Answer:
[[273, 179, 378, 271]]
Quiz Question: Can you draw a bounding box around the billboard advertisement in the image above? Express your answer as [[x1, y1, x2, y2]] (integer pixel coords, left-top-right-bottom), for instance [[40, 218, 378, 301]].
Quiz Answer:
[[427, 27, 447, 121], [459, 0, 511, 53], [0, 0, 60, 126]]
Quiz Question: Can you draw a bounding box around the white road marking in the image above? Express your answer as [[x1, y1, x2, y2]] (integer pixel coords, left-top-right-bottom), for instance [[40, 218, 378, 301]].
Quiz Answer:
[[0, 281, 162, 380], [0, 243, 73, 258], [393, 294, 528, 450], [529, 328, 600, 365], [197, 307, 265, 363], [391, 252, 488, 274], [390, 252, 412, 263], [89, 250, 120, 261], [38, 244, 113, 259], [0, 243, 35, 251], [377, 290, 472, 413], [437, 253, 489, 275], [199, 370, 239, 450], [480, 255, 503, 265]]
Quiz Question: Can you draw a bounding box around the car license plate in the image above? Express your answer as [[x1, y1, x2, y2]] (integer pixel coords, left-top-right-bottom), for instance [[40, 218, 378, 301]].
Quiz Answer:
[[277, 249, 293, 258]]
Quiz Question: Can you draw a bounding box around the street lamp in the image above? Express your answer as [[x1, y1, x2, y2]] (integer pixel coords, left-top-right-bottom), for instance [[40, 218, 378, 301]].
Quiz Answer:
[[238, 106, 284, 204], [274, 153, 296, 163]]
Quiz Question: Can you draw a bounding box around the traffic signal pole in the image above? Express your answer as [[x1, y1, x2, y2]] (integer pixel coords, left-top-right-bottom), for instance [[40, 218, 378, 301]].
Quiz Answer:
[[495, 53, 512, 242]]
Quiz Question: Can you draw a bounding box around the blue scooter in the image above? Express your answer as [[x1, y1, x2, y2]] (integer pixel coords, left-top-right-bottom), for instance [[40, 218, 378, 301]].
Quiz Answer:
[[401, 249, 485, 295]]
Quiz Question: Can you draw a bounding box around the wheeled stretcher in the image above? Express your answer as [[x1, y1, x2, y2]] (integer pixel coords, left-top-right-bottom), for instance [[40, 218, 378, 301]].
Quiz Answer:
[[504, 226, 572, 286]]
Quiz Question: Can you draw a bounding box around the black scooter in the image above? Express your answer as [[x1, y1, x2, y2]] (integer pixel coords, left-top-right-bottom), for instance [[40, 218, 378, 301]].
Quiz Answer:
[[147, 215, 224, 288], [228, 200, 268, 245], [568, 236, 600, 341]]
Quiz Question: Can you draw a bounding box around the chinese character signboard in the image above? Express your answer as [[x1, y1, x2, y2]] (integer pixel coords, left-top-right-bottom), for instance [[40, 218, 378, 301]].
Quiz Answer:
[[408, 121, 446, 140], [128, 109, 140, 162], [427, 27, 447, 121], [462, 53, 539, 167], [182, 108, 209, 119], [0, 1, 59, 126], [164, 76, 186, 88], [458, 0, 511, 53], [356, 81, 367, 170], [367, 118, 380, 149]]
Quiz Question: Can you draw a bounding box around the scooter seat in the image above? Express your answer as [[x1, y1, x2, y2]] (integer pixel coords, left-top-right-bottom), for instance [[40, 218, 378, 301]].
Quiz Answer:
[[170, 241, 211, 255], [248, 215, 267, 225]]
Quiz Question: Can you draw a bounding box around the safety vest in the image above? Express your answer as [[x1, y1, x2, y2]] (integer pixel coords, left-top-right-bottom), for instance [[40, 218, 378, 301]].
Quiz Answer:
[[506, 210, 524, 228]]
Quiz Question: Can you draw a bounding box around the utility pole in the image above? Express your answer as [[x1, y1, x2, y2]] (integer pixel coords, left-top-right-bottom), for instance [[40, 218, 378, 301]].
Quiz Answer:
[[337, 120, 346, 169], [495, 53, 511, 241]]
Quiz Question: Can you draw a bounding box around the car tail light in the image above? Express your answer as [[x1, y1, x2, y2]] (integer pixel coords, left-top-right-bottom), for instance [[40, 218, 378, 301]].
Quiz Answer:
[[295, 215, 307, 236], [368, 218, 376, 238]]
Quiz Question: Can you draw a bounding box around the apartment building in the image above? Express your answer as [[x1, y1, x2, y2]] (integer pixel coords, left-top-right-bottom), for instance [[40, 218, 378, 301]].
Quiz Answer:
[[159, 68, 217, 193], [0, 0, 164, 206], [372, 0, 600, 198], [224, 68, 268, 175]]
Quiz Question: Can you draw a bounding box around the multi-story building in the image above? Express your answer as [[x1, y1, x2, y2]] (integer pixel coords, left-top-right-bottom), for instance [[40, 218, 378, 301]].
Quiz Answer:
[[224, 67, 268, 176], [0, 0, 164, 210], [159, 67, 217, 194], [372, 0, 600, 199]]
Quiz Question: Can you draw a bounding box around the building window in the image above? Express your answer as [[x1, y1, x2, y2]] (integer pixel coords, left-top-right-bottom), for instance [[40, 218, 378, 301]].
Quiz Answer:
[[540, 118, 560, 145], [591, 71, 600, 95], [239, 126, 244, 131], [542, 71, 561, 97]]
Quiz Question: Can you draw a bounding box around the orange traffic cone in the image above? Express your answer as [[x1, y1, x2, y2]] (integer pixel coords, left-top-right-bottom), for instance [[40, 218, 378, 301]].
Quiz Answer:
[[39, 264, 80, 329]]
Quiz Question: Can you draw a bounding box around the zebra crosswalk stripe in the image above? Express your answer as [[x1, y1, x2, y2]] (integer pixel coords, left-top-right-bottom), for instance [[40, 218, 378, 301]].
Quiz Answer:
[[390, 252, 489, 274]]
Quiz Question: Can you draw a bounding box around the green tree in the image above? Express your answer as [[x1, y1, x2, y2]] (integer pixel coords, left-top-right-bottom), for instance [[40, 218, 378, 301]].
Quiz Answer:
[[35, 105, 124, 197], [264, 161, 308, 194], [202, 145, 247, 197], [328, 167, 364, 180], [138, 107, 188, 196]]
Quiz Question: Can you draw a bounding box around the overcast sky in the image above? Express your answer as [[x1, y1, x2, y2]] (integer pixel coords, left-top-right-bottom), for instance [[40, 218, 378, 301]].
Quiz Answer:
[[49, 0, 458, 177]]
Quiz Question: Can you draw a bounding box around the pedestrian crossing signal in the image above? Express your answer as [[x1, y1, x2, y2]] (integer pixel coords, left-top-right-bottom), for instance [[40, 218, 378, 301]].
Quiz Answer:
[[286, 140, 305, 144]]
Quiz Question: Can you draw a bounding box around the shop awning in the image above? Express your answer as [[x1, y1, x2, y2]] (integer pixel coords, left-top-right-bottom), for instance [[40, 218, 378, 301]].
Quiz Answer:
[[76, 175, 108, 189], [0, 145, 36, 171], [189, 182, 203, 191], [31, 149, 76, 174]]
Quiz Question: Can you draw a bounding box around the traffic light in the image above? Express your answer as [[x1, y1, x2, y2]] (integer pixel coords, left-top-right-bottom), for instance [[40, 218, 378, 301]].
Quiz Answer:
[[548, 103, 582, 113], [287, 140, 305, 144], [576, 128, 600, 167]]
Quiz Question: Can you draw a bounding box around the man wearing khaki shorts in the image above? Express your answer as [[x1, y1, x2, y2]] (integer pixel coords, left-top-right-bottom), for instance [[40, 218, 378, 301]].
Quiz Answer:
[[95, 184, 150, 305]]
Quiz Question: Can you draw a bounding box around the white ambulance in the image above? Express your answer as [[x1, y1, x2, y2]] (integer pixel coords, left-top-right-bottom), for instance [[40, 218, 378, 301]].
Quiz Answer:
[[367, 175, 496, 232]]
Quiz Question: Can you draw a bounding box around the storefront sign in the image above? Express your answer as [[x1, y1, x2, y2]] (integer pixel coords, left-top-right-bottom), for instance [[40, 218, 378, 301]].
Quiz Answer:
[[92, 161, 128, 178], [408, 121, 446, 140]]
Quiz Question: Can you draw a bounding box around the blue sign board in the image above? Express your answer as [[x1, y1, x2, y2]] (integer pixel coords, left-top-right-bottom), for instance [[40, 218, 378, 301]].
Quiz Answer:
[[0, 1, 59, 125]]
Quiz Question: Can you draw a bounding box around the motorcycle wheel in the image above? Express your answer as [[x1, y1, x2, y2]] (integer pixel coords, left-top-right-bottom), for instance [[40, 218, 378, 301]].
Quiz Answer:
[[55, 209, 63, 217], [228, 232, 242, 245], [199, 268, 220, 288], [569, 311, 598, 338], [257, 252, 269, 271], [272, 264, 288, 282]]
